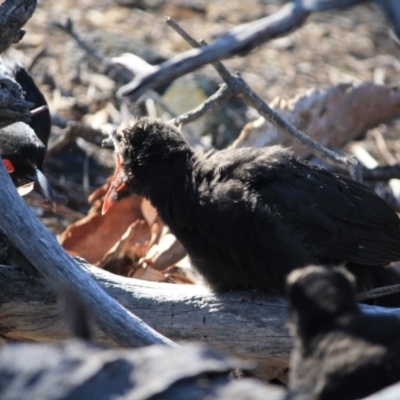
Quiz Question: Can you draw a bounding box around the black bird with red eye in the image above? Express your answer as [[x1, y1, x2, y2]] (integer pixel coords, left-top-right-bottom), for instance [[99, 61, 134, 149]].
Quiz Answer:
[[0, 61, 55, 205]]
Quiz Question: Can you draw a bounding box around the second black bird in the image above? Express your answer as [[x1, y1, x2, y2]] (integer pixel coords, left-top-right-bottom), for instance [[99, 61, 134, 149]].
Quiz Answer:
[[102, 117, 400, 304], [0, 61, 55, 204], [287, 265, 400, 400]]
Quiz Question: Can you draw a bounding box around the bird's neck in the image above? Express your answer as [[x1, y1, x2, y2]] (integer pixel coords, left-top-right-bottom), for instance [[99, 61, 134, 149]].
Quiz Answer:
[[144, 151, 197, 226]]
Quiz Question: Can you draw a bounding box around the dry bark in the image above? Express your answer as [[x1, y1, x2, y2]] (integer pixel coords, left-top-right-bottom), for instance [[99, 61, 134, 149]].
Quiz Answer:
[[0, 0, 36, 53]]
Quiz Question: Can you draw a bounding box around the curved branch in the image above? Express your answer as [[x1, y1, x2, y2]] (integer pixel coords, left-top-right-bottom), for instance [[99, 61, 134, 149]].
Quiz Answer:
[[0, 160, 174, 348], [119, 2, 309, 100]]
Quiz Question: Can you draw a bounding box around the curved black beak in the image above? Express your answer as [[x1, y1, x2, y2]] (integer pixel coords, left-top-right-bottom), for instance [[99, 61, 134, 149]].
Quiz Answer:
[[30, 168, 57, 209]]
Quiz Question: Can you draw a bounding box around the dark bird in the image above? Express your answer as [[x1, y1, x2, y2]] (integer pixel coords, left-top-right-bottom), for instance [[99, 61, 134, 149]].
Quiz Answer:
[[287, 265, 400, 400], [102, 117, 400, 305], [0, 62, 55, 205]]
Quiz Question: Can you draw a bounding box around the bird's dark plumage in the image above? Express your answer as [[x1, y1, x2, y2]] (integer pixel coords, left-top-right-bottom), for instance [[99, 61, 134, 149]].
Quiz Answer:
[[103, 117, 400, 304], [0, 61, 54, 204], [287, 266, 400, 400], [13, 63, 51, 149]]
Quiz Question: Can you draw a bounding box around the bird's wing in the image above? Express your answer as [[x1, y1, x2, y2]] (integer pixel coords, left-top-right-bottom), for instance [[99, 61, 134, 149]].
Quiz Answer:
[[202, 147, 400, 266], [257, 159, 400, 265], [13, 63, 51, 149]]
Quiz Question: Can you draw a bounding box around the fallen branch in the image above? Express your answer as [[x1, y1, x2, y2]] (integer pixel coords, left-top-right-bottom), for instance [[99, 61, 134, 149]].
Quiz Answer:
[[2, 256, 400, 370], [165, 18, 361, 180], [356, 283, 400, 303], [0, 160, 173, 348], [118, 0, 400, 100], [118, 2, 310, 100], [0, 257, 291, 368], [0, 340, 286, 400], [363, 164, 400, 181]]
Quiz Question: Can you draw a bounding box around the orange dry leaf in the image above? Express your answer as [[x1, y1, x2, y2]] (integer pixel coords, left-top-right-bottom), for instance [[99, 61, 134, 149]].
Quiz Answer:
[[59, 179, 191, 283], [100, 219, 151, 275], [58, 180, 144, 264]]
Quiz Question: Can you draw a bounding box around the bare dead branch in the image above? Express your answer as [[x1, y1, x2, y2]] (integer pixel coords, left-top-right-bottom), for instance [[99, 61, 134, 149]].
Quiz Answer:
[[0, 260, 291, 368], [118, 2, 310, 99], [118, 0, 400, 100], [363, 164, 400, 181], [47, 119, 104, 157], [356, 282, 400, 302], [165, 18, 362, 180], [52, 18, 130, 80], [0, 160, 174, 348], [170, 83, 234, 127]]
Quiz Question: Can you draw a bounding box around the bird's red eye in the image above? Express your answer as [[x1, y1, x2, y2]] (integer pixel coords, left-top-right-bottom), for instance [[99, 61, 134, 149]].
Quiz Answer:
[[2, 159, 15, 173]]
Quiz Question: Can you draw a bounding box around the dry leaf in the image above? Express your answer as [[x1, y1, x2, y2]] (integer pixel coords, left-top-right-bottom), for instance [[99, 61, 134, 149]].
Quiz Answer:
[[58, 192, 143, 264], [145, 232, 187, 271], [131, 265, 166, 281], [100, 219, 151, 275], [233, 82, 400, 156]]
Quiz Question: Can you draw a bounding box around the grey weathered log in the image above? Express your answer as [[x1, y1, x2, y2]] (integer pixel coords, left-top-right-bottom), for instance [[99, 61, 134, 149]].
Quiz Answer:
[[1, 257, 399, 370], [0, 160, 174, 348], [365, 381, 400, 400], [0, 0, 36, 53], [0, 341, 287, 400], [0, 339, 398, 400], [0, 260, 292, 368]]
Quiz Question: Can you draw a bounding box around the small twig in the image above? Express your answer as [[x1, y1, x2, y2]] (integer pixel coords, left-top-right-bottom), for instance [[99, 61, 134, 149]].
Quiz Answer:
[[363, 164, 400, 181], [47, 119, 104, 157], [52, 18, 124, 78], [30, 105, 48, 117], [166, 17, 362, 180], [26, 45, 47, 72], [53, 18, 180, 122], [170, 84, 234, 127], [356, 283, 400, 302]]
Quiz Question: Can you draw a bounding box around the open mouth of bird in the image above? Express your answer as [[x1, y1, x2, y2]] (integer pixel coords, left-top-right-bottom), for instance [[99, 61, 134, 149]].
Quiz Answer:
[[102, 153, 131, 214]]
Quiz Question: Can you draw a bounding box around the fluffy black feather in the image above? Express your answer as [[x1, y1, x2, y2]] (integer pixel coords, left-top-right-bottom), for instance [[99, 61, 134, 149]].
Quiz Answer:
[[104, 117, 400, 304], [287, 266, 400, 400], [0, 59, 54, 204]]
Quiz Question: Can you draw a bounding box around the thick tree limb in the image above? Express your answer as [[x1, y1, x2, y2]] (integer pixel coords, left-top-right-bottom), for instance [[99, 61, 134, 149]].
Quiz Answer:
[[0, 161, 174, 348], [0, 341, 287, 400], [0, 260, 291, 368], [1, 256, 399, 370], [0, 0, 36, 53]]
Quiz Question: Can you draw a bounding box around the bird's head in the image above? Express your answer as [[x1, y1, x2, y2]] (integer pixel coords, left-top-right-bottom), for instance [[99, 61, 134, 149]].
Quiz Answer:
[[0, 122, 55, 206], [102, 117, 190, 215], [286, 266, 359, 336]]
